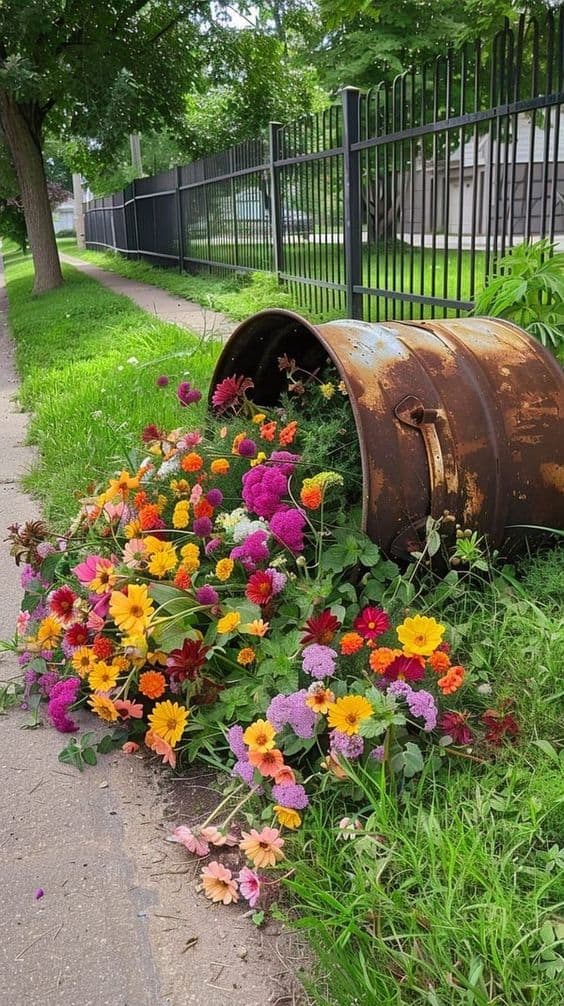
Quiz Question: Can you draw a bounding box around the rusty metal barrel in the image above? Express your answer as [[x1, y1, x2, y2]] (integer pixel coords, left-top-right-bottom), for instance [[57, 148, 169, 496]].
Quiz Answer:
[[209, 310, 564, 557]]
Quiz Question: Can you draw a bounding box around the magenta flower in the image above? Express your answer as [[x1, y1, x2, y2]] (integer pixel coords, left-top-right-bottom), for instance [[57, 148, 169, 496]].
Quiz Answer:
[[195, 585, 219, 606], [193, 516, 213, 538], [269, 508, 306, 553], [211, 375, 254, 413], [237, 867, 261, 907], [206, 488, 223, 507], [242, 465, 289, 519], [230, 530, 270, 570], [47, 677, 80, 733], [177, 381, 202, 407], [237, 438, 258, 459], [156, 375, 169, 387]]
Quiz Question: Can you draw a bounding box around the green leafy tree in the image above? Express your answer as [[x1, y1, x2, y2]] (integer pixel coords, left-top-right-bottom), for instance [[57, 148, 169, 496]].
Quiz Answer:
[[0, 1, 208, 293]]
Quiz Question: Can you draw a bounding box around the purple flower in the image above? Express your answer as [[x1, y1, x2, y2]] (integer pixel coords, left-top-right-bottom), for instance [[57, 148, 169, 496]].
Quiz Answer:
[[34, 888, 44, 900], [227, 724, 247, 761], [241, 465, 289, 519], [330, 730, 364, 759], [195, 585, 219, 606], [193, 516, 213, 538], [19, 652, 32, 667], [302, 643, 337, 680], [206, 489, 223, 507], [237, 438, 258, 459], [271, 783, 309, 809], [269, 451, 300, 475], [47, 676, 80, 733], [232, 759, 255, 786], [371, 745, 386, 762], [204, 537, 221, 556], [266, 568, 287, 594], [38, 671, 60, 697], [230, 530, 270, 571], [387, 681, 437, 732], [266, 689, 316, 739], [269, 508, 306, 553], [20, 564, 40, 590], [177, 381, 202, 407], [156, 375, 169, 387]]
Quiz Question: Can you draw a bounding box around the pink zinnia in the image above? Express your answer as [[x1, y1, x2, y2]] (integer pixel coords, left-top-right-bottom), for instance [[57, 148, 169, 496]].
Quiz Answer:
[[353, 606, 391, 641], [237, 867, 261, 908], [211, 374, 254, 413], [167, 825, 209, 857]]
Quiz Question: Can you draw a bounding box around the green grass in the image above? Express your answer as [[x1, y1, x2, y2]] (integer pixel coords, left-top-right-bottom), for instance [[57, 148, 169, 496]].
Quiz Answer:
[[59, 239, 486, 324], [4, 249, 219, 528], [286, 555, 564, 1005]]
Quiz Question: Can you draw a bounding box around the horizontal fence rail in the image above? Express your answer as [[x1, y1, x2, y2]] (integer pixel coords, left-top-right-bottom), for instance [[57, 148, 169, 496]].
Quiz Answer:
[[84, 9, 564, 322]]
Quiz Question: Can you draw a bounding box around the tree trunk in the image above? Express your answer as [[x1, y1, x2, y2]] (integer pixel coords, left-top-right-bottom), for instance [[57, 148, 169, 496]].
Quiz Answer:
[[0, 91, 63, 294]]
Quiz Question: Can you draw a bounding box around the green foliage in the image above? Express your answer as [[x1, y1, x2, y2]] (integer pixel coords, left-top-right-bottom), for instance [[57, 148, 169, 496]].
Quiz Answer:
[[59, 730, 127, 771], [473, 239, 564, 358]]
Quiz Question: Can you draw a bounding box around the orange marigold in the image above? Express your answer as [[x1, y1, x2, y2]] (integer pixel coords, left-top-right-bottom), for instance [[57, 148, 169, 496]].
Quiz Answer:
[[259, 421, 277, 441], [139, 670, 166, 699], [340, 631, 364, 655], [429, 650, 451, 674], [210, 458, 229, 475], [134, 490, 149, 509], [173, 567, 192, 590], [181, 452, 203, 473], [278, 420, 298, 446], [437, 665, 465, 695], [369, 647, 402, 674], [138, 503, 163, 530], [300, 484, 323, 510], [237, 647, 256, 666]]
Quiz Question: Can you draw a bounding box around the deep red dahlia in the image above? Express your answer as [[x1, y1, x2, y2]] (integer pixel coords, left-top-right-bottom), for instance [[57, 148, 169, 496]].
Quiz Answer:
[[481, 707, 519, 746], [353, 606, 391, 641], [211, 375, 254, 414], [92, 635, 115, 660], [166, 638, 209, 683], [438, 710, 474, 745], [382, 654, 426, 683], [245, 570, 274, 607], [49, 586, 77, 626], [64, 622, 89, 649], [141, 424, 164, 443], [301, 610, 341, 646]]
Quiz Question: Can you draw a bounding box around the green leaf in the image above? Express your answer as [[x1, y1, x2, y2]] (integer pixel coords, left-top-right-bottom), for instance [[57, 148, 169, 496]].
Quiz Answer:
[[403, 742, 425, 778], [82, 747, 98, 766]]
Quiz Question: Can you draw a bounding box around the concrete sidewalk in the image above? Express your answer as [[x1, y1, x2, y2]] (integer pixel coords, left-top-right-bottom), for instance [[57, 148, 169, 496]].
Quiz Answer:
[[60, 252, 235, 341], [0, 260, 296, 1006]]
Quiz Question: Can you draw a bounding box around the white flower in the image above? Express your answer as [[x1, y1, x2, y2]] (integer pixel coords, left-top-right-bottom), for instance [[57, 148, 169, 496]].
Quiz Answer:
[[232, 516, 267, 542], [127, 356, 139, 365], [157, 457, 181, 479]]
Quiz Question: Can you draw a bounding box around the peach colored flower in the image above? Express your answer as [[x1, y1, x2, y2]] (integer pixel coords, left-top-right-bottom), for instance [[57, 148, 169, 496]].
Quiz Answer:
[[145, 728, 176, 768], [248, 748, 285, 777], [168, 825, 209, 857], [201, 861, 239, 904], [239, 826, 285, 868], [122, 741, 140, 754], [199, 826, 238, 847]]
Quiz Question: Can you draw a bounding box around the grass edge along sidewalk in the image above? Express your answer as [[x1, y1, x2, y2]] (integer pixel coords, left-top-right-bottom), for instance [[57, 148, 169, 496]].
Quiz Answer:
[[6, 247, 564, 1005], [4, 250, 220, 528]]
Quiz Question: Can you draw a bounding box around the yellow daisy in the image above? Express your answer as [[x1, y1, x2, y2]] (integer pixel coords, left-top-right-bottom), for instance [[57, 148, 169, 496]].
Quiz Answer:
[[88, 661, 119, 692], [71, 646, 97, 677], [273, 805, 302, 830], [396, 615, 445, 657], [327, 695, 374, 736], [243, 719, 276, 752], [148, 700, 190, 747], [217, 611, 241, 634], [110, 583, 154, 636], [88, 694, 119, 722]]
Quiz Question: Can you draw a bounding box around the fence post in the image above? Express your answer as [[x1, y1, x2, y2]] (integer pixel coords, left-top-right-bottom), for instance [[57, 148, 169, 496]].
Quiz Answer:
[[342, 86, 363, 319], [175, 167, 184, 273], [268, 122, 284, 277], [131, 178, 141, 260]]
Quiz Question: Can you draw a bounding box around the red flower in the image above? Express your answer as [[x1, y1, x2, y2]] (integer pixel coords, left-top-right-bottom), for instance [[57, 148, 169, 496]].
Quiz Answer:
[[245, 570, 274, 607], [64, 622, 89, 649], [353, 606, 391, 641], [92, 635, 115, 660], [49, 586, 77, 626], [301, 611, 341, 646], [141, 424, 163, 443], [166, 638, 209, 684], [438, 710, 474, 745], [211, 375, 254, 414], [382, 654, 425, 683], [482, 707, 519, 746]]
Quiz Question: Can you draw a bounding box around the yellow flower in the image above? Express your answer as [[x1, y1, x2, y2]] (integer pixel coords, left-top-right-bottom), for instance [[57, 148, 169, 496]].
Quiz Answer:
[[71, 646, 97, 677], [320, 382, 335, 399], [88, 694, 119, 722], [89, 561, 118, 594], [88, 661, 120, 692], [170, 478, 190, 496], [110, 583, 154, 636], [237, 647, 256, 666], [215, 558, 234, 582], [210, 458, 230, 475], [148, 700, 190, 747], [124, 519, 142, 539], [305, 687, 335, 714], [37, 616, 63, 649], [242, 619, 269, 637], [122, 635, 148, 663], [243, 719, 276, 752], [396, 615, 445, 657], [252, 413, 266, 424], [107, 470, 140, 499], [172, 501, 190, 529], [327, 695, 374, 736], [147, 545, 177, 578], [273, 805, 302, 829], [250, 451, 267, 468], [217, 611, 241, 634], [180, 542, 200, 574]]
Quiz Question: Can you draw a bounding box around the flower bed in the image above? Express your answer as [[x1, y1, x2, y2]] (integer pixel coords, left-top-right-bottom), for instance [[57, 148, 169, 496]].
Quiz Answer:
[[5, 370, 518, 912]]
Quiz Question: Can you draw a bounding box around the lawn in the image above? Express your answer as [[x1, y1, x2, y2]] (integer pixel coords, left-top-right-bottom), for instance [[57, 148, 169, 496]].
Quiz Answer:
[[4, 248, 564, 1005], [59, 238, 486, 325], [4, 249, 219, 527]]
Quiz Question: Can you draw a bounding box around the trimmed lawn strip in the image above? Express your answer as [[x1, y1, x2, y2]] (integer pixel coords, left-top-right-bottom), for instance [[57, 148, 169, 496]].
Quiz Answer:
[[5, 252, 218, 528]]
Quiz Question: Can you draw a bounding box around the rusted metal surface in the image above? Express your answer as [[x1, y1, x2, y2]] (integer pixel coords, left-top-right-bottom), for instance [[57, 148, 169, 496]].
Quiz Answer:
[[209, 309, 564, 557]]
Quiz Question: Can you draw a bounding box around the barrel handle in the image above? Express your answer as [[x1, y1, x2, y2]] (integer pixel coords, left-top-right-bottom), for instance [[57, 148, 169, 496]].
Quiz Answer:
[[394, 395, 447, 516]]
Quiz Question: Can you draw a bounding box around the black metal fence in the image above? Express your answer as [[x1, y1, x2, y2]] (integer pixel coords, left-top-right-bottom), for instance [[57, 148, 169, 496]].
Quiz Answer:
[[84, 9, 564, 321]]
